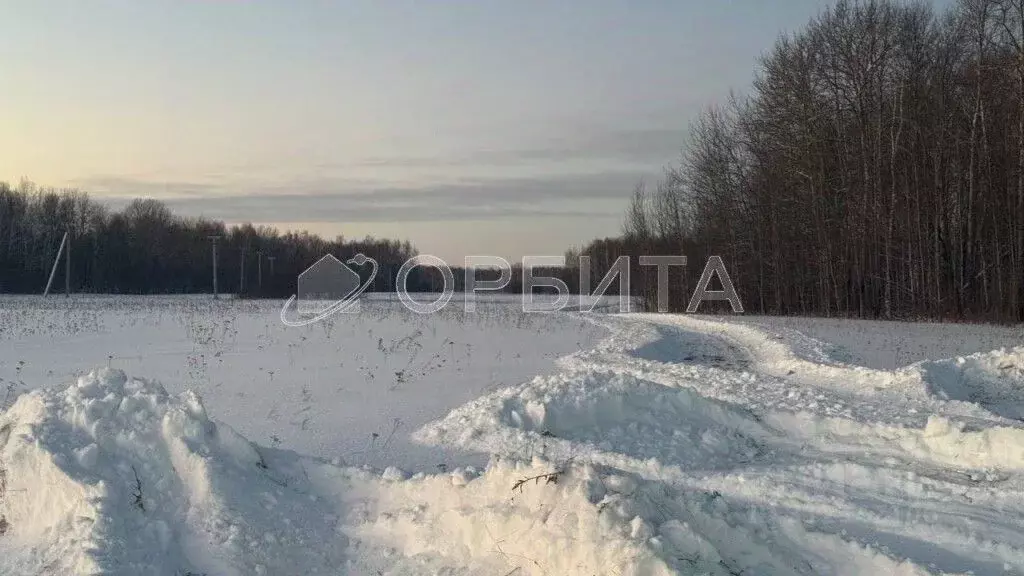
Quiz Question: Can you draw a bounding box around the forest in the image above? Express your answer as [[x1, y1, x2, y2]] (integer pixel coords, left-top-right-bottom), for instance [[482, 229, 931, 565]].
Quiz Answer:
[[572, 0, 1024, 322], [0, 180, 562, 297]]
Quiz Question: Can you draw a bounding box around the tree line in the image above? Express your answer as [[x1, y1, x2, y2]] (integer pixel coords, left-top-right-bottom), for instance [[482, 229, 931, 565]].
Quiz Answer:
[[0, 180, 424, 296], [0, 179, 578, 299], [571, 0, 1024, 322]]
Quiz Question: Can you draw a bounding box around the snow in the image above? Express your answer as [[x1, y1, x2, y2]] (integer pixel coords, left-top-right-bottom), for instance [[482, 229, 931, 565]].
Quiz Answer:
[[0, 295, 604, 471], [1, 297, 1023, 574], [719, 314, 1024, 370]]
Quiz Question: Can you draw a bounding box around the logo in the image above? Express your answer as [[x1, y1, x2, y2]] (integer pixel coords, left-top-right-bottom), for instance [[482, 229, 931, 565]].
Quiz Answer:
[[280, 253, 378, 327], [279, 253, 743, 326]]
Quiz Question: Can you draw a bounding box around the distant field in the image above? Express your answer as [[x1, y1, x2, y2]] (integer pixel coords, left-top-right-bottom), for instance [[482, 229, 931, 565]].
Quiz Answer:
[[0, 293, 607, 470]]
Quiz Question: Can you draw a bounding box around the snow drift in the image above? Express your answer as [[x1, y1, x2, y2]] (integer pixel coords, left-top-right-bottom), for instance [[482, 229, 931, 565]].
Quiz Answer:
[[0, 369, 677, 575], [0, 368, 351, 575], [3, 313, 1024, 575]]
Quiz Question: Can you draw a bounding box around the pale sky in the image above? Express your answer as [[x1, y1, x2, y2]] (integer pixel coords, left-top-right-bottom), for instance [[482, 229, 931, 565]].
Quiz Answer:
[[2, 0, 878, 263]]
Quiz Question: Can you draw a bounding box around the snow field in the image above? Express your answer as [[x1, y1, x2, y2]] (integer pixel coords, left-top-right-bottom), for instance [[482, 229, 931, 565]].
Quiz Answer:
[[1, 298, 1023, 574], [0, 295, 604, 471]]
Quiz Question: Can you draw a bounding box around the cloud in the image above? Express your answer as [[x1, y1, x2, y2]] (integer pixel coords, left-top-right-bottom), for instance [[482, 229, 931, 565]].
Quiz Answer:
[[71, 176, 221, 199], [474, 127, 688, 165], [93, 170, 642, 223], [80, 125, 684, 223], [312, 126, 687, 170]]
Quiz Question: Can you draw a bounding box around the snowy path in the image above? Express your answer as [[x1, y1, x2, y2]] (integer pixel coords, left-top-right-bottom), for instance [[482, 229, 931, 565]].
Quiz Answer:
[[420, 314, 1024, 574], [3, 312, 1024, 574]]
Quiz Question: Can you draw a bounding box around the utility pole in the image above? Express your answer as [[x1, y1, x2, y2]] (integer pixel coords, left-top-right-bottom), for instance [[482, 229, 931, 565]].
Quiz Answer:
[[208, 235, 221, 298], [257, 251, 263, 292], [44, 231, 69, 297], [239, 245, 247, 296], [65, 229, 71, 298], [267, 255, 276, 294]]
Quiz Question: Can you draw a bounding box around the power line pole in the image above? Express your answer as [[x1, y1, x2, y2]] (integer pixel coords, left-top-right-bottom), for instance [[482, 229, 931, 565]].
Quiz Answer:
[[208, 235, 221, 298], [65, 229, 71, 298], [44, 231, 69, 297], [257, 251, 263, 292], [267, 256, 276, 277], [239, 244, 247, 296]]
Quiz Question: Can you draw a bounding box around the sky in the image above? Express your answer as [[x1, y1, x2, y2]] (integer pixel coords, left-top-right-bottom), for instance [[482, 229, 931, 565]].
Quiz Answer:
[[2, 0, 894, 263]]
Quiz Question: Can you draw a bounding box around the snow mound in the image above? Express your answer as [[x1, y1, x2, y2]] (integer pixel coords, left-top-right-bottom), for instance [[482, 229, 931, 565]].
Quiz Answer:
[[336, 458, 676, 575], [415, 369, 772, 474], [916, 347, 1024, 420], [0, 369, 685, 575], [418, 314, 1024, 574], [0, 368, 344, 576], [643, 314, 1024, 424]]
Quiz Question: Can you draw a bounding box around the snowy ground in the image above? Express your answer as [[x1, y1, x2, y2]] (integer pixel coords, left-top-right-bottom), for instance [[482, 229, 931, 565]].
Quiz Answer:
[[720, 315, 1024, 370], [0, 295, 604, 471], [1, 297, 1023, 575]]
